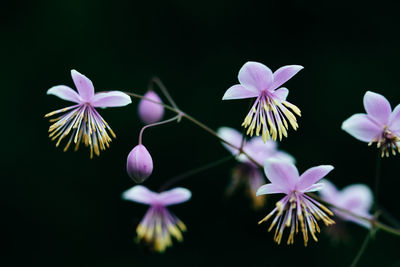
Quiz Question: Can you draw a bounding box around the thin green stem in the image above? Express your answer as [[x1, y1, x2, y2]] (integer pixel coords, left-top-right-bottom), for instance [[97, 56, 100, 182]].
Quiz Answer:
[[349, 233, 370, 267], [138, 115, 180, 145], [125, 91, 262, 167], [158, 155, 235, 191], [148, 76, 180, 112]]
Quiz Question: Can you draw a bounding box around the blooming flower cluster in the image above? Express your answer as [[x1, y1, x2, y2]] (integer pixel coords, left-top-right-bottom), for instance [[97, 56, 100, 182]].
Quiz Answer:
[[45, 63, 390, 253]]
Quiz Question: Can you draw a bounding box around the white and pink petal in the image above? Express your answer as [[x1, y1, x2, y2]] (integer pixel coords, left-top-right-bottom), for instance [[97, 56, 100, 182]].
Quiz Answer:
[[270, 65, 304, 91], [122, 185, 158, 205], [157, 187, 192, 206], [341, 113, 382, 142], [297, 165, 334, 192], [71, 69, 95, 101], [222, 85, 259, 100], [238, 61, 273, 92], [264, 159, 299, 193], [363, 91, 391, 125], [47, 85, 82, 103], [91, 91, 132, 107], [256, 183, 285, 195]]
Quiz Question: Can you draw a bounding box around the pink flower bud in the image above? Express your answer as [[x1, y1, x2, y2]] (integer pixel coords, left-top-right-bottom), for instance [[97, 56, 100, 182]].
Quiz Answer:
[[126, 144, 153, 183], [138, 91, 164, 124]]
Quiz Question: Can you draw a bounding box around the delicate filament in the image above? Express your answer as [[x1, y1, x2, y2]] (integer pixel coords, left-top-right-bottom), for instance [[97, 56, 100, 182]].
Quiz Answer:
[[45, 103, 116, 158], [368, 126, 400, 157], [136, 206, 186, 252], [258, 192, 335, 246], [242, 91, 301, 142]]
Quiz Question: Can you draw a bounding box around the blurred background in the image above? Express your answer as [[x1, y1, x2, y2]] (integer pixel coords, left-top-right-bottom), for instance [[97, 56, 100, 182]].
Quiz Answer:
[[4, 0, 400, 266]]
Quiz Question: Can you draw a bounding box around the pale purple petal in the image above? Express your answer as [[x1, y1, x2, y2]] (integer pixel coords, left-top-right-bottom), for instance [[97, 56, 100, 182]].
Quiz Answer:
[[222, 85, 259, 100], [238, 61, 273, 92], [217, 127, 244, 156], [270, 65, 303, 90], [157, 187, 192, 206], [122, 185, 157, 205], [304, 183, 324, 192], [389, 104, 400, 132], [264, 159, 299, 193], [341, 113, 382, 142], [47, 85, 82, 103], [297, 165, 334, 192], [71, 69, 95, 101], [256, 183, 285, 195], [318, 179, 339, 204], [91, 91, 132, 107], [272, 87, 289, 101], [338, 184, 373, 214], [363, 91, 391, 125]]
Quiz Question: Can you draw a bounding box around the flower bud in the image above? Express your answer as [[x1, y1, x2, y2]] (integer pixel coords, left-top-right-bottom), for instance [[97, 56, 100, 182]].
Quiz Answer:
[[138, 91, 164, 124], [126, 144, 153, 183]]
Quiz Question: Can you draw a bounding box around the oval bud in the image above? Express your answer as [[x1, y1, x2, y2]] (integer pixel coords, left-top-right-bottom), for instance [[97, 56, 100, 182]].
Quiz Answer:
[[126, 144, 153, 183], [138, 91, 164, 124]]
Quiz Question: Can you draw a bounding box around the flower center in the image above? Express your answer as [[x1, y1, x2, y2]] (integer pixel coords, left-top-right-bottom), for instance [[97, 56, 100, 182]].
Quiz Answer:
[[369, 126, 400, 157]]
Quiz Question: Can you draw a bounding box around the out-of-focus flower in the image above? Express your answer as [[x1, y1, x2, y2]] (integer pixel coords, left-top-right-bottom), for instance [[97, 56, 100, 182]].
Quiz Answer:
[[342, 91, 400, 157], [218, 127, 294, 209], [126, 144, 153, 183], [122, 185, 191, 252], [319, 179, 373, 228], [256, 159, 335, 246], [222, 62, 303, 142], [138, 90, 164, 124], [45, 70, 131, 158]]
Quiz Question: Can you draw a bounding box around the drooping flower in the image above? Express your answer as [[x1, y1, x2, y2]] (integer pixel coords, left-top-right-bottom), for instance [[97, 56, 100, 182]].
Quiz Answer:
[[319, 179, 373, 228], [342, 91, 400, 157], [138, 90, 164, 124], [256, 159, 335, 246], [45, 70, 132, 158], [222, 62, 303, 142], [126, 144, 153, 183], [218, 127, 294, 209], [122, 185, 191, 252]]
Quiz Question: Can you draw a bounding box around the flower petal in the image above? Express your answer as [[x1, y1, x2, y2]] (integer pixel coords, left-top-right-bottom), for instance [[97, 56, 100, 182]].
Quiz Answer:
[[272, 87, 289, 101], [270, 65, 304, 90], [389, 103, 400, 132], [47, 85, 82, 103], [318, 179, 339, 204], [217, 127, 243, 156], [238, 61, 273, 92], [256, 183, 285, 195], [297, 165, 334, 192], [122, 185, 157, 205], [264, 158, 299, 193], [338, 184, 373, 214], [71, 69, 95, 101], [363, 91, 391, 125], [91, 91, 132, 107], [222, 85, 259, 100], [157, 187, 192, 206], [305, 183, 324, 192], [341, 113, 382, 142]]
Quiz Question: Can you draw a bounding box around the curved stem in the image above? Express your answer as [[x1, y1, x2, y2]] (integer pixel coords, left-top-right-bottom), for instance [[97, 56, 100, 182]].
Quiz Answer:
[[138, 115, 180, 145], [125, 92, 262, 167], [158, 155, 235, 191], [349, 233, 370, 267], [148, 76, 180, 111]]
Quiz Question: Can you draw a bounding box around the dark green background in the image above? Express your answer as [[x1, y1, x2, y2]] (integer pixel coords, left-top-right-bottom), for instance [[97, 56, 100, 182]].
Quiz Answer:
[[4, 0, 400, 266]]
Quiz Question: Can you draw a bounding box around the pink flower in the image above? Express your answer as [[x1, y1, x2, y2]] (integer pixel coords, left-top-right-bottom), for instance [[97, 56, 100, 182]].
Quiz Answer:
[[126, 145, 153, 183], [122, 185, 191, 252], [342, 91, 400, 157], [223, 62, 303, 141], [256, 159, 335, 246], [319, 179, 373, 228], [218, 127, 294, 209], [45, 70, 131, 158]]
